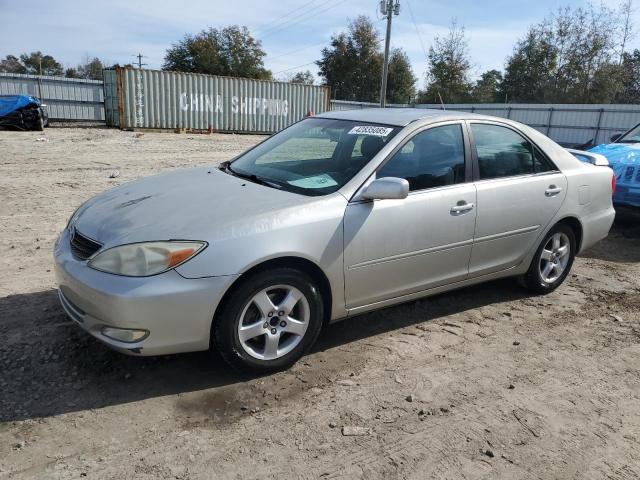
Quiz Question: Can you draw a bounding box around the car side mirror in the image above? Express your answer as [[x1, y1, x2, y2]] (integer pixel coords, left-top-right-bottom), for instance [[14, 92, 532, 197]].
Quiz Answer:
[[361, 177, 409, 200], [610, 133, 622, 142]]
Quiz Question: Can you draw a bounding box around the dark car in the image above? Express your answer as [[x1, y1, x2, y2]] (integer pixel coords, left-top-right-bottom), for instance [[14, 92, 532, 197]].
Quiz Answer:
[[0, 95, 49, 131]]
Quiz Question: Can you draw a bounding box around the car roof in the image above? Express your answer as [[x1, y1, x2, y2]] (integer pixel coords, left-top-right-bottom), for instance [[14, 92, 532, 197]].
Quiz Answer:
[[315, 107, 488, 127]]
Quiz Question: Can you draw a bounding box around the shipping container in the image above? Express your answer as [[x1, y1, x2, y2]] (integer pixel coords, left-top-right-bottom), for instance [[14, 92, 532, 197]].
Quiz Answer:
[[103, 67, 331, 133]]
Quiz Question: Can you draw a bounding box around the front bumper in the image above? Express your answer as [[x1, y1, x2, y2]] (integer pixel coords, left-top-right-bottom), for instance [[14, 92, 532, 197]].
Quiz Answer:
[[54, 228, 238, 356]]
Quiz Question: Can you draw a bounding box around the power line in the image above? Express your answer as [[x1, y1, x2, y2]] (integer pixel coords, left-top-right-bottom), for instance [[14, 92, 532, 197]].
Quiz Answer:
[[273, 61, 317, 75], [405, 0, 428, 61], [256, 0, 342, 40], [267, 30, 382, 64], [255, 0, 335, 37], [254, 0, 319, 35], [268, 39, 330, 61]]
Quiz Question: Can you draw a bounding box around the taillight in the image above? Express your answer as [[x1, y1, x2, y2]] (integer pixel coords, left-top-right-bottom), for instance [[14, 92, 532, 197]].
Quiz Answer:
[[612, 172, 616, 194]]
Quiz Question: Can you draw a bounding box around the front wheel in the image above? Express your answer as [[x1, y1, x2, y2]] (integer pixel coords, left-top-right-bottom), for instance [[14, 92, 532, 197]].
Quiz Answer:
[[520, 224, 576, 293], [212, 267, 324, 373], [32, 111, 44, 131]]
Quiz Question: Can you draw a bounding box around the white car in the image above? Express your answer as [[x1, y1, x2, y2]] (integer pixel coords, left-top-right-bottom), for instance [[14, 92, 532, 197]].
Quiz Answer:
[[54, 109, 616, 372]]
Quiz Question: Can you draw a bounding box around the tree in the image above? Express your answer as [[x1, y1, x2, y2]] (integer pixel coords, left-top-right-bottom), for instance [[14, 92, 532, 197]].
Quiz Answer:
[[66, 57, 104, 80], [0, 55, 26, 74], [501, 4, 627, 103], [386, 48, 416, 103], [418, 22, 472, 104], [501, 27, 556, 102], [288, 70, 315, 84], [0, 52, 63, 76], [617, 49, 640, 103], [77, 57, 104, 80], [316, 16, 415, 103], [317, 16, 382, 102], [472, 69, 503, 103], [20, 51, 64, 76], [163, 26, 271, 79], [618, 0, 635, 63]]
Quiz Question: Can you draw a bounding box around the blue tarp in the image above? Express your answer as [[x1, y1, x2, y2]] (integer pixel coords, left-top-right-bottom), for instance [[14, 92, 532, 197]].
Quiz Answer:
[[589, 143, 640, 208], [0, 95, 40, 117]]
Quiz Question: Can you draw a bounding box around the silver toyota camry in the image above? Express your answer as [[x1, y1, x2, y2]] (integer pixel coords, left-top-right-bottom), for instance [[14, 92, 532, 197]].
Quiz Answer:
[[54, 109, 615, 372]]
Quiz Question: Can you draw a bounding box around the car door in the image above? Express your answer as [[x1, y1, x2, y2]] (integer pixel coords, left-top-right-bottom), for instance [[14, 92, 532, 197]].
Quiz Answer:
[[467, 121, 568, 277], [343, 122, 477, 309]]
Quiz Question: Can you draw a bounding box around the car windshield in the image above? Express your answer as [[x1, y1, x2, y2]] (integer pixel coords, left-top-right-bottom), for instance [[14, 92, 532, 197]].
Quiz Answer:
[[227, 117, 400, 196], [618, 124, 640, 143]]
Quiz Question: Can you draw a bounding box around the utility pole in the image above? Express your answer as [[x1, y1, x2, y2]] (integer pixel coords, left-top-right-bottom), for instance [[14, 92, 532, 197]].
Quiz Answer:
[[379, 0, 400, 108], [133, 53, 148, 69]]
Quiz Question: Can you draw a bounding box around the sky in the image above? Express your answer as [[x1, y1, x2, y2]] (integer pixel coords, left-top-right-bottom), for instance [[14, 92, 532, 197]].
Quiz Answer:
[[0, 0, 635, 85]]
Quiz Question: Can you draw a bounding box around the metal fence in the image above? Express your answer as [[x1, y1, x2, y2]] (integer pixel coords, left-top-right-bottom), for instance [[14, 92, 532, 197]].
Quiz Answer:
[[330, 100, 640, 146], [104, 67, 331, 133], [0, 73, 104, 122], [5, 72, 635, 143]]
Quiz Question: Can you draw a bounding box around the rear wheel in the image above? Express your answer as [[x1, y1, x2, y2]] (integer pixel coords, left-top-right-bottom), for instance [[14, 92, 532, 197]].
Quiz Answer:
[[212, 267, 324, 373], [521, 224, 576, 293]]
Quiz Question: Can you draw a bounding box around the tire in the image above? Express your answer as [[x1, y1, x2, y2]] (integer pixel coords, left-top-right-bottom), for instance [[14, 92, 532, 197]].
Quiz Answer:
[[212, 267, 324, 373], [22, 109, 44, 132], [520, 223, 576, 294], [32, 111, 44, 131]]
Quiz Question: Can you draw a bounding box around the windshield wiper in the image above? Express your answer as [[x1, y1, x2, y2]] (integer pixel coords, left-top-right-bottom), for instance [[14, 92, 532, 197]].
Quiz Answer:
[[219, 161, 283, 190]]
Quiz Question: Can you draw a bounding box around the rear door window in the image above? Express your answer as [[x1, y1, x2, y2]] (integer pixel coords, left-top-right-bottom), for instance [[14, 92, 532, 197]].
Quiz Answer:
[[471, 123, 553, 179]]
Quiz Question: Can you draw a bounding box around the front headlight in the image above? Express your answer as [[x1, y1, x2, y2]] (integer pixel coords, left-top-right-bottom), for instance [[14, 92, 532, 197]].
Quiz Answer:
[[88, 241, 206, 277]]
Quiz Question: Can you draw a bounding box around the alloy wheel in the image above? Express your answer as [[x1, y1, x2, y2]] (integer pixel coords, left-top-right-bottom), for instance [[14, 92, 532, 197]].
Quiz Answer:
[[237, 284, 310, 360], [539, 232, 571, 284]]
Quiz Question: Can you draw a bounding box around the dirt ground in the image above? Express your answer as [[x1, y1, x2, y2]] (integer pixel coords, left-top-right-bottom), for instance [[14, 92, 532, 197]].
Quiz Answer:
[[1, 127, 639, 480]]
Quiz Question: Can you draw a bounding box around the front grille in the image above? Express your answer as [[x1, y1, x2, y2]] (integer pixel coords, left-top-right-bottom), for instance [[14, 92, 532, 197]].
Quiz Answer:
[[69, 229, 102, 260]]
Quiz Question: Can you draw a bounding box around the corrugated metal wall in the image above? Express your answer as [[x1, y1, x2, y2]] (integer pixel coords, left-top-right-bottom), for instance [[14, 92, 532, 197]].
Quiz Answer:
[[0, 72, 104, 121], [330, 100, 640, 146], [104, 68, 331, 133], [330, 100, 412, 111]]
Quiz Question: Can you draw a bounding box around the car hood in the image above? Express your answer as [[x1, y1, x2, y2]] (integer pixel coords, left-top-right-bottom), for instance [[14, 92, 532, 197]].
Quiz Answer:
[[72, 166, 320, 246]]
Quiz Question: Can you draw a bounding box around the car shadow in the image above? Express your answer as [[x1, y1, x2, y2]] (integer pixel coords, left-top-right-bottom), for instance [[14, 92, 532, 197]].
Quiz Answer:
[[581, 214, 640, 263], [0, 279, 531, 423]]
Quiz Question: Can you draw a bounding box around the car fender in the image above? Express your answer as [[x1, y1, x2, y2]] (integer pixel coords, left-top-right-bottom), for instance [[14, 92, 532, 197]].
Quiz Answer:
[[175, 193, 348, 320]]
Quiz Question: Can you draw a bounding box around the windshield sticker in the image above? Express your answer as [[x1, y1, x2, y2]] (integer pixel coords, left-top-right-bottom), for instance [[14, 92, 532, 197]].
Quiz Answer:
[[287, 174, 338, 189], [348, 125, 394, 137]]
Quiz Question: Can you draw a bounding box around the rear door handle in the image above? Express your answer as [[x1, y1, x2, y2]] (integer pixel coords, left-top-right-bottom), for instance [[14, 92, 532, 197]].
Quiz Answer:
[[545, 185, 563, 196], [450, 202, 474, 214]]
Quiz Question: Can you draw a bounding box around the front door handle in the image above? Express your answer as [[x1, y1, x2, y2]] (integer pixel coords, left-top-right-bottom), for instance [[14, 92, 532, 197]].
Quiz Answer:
[[450, 201, 474, 214], [545, 185, 563, 196]]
